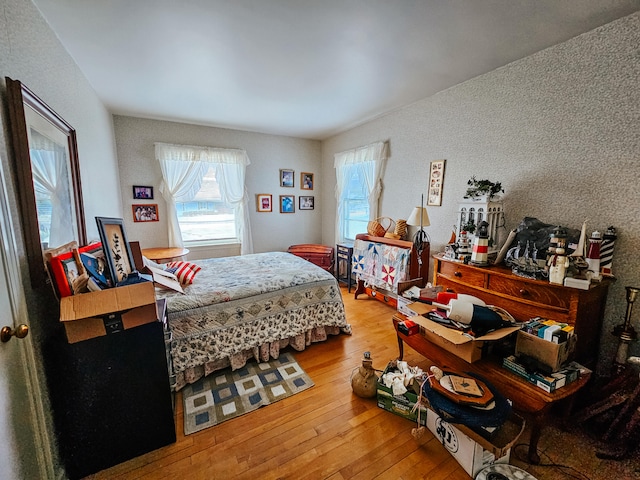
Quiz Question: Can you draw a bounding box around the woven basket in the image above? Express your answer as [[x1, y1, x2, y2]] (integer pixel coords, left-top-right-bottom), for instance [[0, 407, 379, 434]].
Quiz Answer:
[[367, 217, 394, 237], [394, 219, 408, 239]]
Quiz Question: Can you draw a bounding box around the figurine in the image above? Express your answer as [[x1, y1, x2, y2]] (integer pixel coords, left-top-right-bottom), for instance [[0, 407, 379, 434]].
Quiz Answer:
[[548, 246, 570, 285], [470, 221, 490, 266]]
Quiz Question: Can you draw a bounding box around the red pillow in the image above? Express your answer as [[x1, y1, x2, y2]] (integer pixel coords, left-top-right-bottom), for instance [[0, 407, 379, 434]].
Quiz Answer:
[[165, 261, 201, 285]]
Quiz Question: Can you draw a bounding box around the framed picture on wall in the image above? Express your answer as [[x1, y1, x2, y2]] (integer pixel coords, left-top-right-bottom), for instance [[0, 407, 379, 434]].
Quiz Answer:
[[301, 172, 314, 190], [133, 185, 154, 199], [427, 159, 446, 206], [299, 196, 314, 210], [280, 195, 295, 213], [256, 193, 272, 212], [280, 169, 294, 187], [132, 204, 159, 222]]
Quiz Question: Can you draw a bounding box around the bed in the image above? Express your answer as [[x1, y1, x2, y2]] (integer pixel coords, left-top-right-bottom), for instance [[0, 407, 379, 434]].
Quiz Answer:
[[154, 251, 351, 391]]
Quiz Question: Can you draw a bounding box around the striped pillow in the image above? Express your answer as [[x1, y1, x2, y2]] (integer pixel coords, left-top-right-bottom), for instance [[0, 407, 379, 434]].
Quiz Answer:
[[165, 261, 202, 285]]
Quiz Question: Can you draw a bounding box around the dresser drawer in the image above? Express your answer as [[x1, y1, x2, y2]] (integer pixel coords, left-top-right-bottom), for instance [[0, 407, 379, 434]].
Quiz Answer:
[[438, 261, 486, 287], [487, 275, 570, 310]]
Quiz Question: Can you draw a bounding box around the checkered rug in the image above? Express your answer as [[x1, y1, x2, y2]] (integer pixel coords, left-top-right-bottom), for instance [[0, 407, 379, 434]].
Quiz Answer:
[[182, 352, 314, 435]]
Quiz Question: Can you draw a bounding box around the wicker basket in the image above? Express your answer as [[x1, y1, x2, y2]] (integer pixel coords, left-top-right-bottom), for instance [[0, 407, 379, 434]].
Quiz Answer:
[[394, 219, 408, 239], [367, 217, 394, 237]]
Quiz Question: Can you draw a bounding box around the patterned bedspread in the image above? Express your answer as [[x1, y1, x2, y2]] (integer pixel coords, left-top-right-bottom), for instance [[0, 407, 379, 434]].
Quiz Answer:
[[156, 252, 351, 391]]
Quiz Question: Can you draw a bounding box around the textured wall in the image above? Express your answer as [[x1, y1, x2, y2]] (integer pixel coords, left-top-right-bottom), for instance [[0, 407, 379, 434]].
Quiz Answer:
[[0, 0, 124, 476], [321, 12, 640, 374], [113, 115, 322, 255]]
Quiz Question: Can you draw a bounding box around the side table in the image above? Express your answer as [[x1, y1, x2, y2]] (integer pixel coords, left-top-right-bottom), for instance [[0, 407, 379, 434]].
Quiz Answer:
[[141, 247, 190, 264], [336, 243, 354, 292]]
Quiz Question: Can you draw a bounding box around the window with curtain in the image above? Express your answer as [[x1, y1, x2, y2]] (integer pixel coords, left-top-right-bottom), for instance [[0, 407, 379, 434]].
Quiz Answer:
[[334, 141, 388, 244], [155, 142, 254, 255]]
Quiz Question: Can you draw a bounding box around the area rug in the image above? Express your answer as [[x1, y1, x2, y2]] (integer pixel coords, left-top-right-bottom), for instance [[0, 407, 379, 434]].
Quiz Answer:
[[182, 352, 314, 435]]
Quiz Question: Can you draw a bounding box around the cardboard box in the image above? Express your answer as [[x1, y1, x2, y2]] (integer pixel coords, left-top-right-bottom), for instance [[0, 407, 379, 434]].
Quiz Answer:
[[397, 297, 433, 317], [515, 330, 577, 373], [426, 409, 525, 478], [60, 282, 157, 343], [376, 363, 428, 426], [409, 316, 520, 363]]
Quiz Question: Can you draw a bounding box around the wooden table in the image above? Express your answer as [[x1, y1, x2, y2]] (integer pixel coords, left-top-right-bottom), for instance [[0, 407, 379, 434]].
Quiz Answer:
[[141, 247, 190, 263], [393, 313, 590, 464]]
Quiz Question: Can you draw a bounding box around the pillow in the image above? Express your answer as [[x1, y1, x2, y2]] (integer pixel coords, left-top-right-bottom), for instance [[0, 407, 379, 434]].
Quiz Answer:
[[165, 261, 201, 285]]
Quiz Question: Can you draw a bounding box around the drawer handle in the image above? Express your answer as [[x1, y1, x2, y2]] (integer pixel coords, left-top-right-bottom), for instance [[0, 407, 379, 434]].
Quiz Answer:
[[519, 289, 530, 296], [454, 271, 462, 277]]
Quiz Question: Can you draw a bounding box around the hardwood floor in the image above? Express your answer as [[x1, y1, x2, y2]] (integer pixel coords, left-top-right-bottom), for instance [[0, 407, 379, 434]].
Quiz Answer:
[[88, 286, 640, 480]]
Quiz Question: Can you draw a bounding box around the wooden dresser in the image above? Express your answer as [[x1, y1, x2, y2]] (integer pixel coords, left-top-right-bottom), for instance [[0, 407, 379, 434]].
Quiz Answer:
[[432, 254, 612, 369]]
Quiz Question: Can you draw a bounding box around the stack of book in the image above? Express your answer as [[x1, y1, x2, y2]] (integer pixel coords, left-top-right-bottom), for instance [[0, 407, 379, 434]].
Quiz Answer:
[[521, 317, 574, 344], [502, 355, 590, 393]]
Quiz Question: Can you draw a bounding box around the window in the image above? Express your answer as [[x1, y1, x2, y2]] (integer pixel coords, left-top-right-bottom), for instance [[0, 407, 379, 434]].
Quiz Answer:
[[334, 141, 388, 244], [175, 165, 237, 244], [341, 165, 369, 241], [155, 142, 253, 254]]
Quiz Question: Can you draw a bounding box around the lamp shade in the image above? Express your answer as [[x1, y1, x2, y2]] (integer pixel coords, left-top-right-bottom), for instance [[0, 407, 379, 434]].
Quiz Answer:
[[407, 207, 430, 227]]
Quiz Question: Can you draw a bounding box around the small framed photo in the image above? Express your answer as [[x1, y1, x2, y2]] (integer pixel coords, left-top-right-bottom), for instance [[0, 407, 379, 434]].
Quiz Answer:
[[48, 242, 103, 297], [132, 204, 159, 222], [133, 185, 154, 200], [96, 217, 135, 286], [427, 159, 446, 206], [280, 169, 294, 188], [299, 196, 314, 210], [256, 193, 272, 212], [301, 172, 314, 190], [280, 195, 295, 213]]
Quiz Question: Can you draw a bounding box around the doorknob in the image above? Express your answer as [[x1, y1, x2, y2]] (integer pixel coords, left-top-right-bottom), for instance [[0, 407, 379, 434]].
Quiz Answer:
[[0, 324, 29, 343]]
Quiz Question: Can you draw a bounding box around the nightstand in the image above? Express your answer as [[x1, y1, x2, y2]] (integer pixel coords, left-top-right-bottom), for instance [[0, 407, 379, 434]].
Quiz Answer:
[[336, 243, 354, 292]]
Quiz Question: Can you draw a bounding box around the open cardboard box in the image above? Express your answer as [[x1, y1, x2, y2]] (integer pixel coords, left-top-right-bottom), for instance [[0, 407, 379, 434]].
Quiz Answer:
[[409, 315, 520, 363], [515, 330, 577, 373], [426, 409, 525, 478], [59, 281, 158, 343]]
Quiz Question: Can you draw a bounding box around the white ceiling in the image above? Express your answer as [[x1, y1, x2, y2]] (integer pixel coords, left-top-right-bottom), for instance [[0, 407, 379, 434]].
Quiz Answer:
[[32, 0, 640, 140]]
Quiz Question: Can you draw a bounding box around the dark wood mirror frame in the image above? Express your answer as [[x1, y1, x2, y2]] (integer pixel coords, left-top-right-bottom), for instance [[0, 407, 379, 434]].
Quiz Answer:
[[5, 77, 87, 288]]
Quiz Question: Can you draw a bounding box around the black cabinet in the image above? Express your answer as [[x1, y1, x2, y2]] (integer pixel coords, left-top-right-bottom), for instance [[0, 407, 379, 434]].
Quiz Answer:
[[336, 243, 354, 292], [44, 320, 176, 479]]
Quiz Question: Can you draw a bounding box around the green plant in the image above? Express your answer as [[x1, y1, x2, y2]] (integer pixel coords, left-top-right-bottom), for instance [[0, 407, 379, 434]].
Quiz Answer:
[[464, 176, 504, 199]]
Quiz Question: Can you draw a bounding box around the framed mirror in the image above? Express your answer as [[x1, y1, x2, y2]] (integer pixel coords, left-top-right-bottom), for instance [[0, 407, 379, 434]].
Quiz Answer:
[[5, 77, 86, 288]]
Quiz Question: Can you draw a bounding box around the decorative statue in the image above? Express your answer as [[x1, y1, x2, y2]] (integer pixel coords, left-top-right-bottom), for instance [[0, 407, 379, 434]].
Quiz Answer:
[[548, 246, 570, 285]]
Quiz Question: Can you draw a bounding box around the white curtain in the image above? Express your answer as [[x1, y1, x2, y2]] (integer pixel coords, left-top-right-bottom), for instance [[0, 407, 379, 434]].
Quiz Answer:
[[30, 130, 75, 248], [334, 141, 388, 245], [155, 142, 253, 254]]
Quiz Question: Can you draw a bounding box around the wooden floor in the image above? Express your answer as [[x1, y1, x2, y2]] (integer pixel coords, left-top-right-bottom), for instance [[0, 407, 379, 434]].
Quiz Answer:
[[88, 286, 640, 480]]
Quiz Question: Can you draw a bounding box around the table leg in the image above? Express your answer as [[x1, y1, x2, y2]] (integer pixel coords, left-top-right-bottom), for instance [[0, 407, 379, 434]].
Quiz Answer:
[[397, 335, 404, 360]]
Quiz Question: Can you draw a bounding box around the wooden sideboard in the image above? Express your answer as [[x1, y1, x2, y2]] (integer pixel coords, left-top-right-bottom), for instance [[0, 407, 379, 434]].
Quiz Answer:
[[432, 254, 612, 369]]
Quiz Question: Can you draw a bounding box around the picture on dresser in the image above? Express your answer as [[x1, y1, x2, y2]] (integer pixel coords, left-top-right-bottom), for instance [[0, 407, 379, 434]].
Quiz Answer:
[[428, 159, 446, 206]]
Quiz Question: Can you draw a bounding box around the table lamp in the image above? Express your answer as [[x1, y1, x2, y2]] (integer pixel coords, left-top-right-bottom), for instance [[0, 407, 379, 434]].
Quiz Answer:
[[407, 196, 430, 264]]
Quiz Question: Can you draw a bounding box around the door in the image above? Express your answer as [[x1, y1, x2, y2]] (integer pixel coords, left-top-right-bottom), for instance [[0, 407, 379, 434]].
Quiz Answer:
[[0, 156, 54, 478]]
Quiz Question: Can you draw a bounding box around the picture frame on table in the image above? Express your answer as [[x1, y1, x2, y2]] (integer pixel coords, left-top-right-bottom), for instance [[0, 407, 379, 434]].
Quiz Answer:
[[48, 242, 103, 297], [256, 193, 272, 212], [299, 196, 314, 210], [96, 217, 135, 286], [280, 169, 294, 188], [132, 204, 159, 222], [427, 159, 446, 206], [132, 185, 154, 199], [280, 195, 295, 213], [301, 172, 314, 190]]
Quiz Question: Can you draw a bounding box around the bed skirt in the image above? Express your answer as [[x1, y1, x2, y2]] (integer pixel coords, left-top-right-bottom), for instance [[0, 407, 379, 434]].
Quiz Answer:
[[173, 325, 345, 391]]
